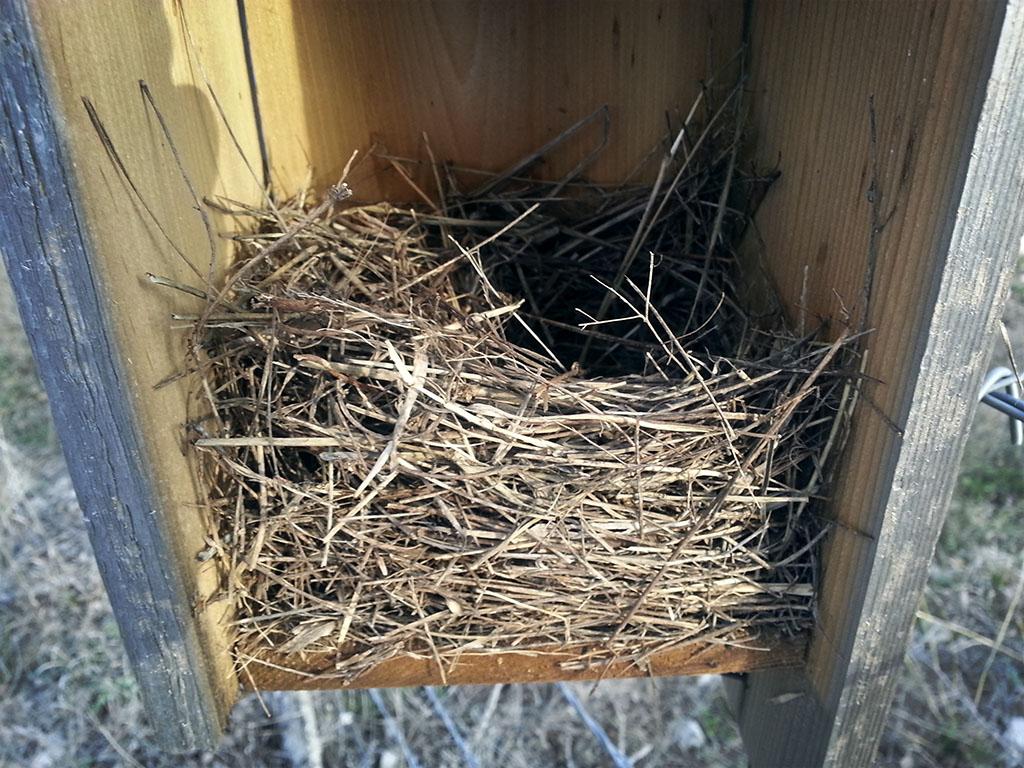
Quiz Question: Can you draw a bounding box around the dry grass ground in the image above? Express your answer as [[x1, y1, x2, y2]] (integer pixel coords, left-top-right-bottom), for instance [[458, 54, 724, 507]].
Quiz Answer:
[[0, 263, 1021, 767]]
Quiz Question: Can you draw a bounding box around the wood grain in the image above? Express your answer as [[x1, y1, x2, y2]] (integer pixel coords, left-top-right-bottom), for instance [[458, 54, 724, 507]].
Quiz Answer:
[[10, 0, 1023, 760], [244, 633, 807, 691], [735, 1, 1024, 765], [4, 0, 262, 749], [243, 0, 743, 199]]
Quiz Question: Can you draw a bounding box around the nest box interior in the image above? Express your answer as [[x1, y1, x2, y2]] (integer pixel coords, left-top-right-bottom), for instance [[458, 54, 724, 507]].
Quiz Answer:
[[12, 0, 1017, 761]]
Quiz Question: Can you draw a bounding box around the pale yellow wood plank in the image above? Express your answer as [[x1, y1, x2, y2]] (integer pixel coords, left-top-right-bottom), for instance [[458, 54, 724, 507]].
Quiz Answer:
[[30, 0, 263, 720], [244, 0, 743, 199]]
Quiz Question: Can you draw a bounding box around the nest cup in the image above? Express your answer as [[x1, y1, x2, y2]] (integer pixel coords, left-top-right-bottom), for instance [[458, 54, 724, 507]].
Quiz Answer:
[[189, 86, 853, 683]]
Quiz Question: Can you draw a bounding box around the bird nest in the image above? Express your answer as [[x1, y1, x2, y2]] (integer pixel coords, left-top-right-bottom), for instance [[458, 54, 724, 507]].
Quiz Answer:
[[185, 96, 854, 684]]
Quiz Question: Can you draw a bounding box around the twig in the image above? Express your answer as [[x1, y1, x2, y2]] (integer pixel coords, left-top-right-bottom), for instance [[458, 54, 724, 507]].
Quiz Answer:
[[369, 690, 423, 768], [423, 687, 481, 768], [973, 558, 1024, 704], [557, 684, 633, 768]]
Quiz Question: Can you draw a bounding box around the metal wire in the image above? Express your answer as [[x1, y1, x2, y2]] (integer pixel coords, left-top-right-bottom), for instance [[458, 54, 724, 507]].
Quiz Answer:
[[979, 366, 1024, 445]]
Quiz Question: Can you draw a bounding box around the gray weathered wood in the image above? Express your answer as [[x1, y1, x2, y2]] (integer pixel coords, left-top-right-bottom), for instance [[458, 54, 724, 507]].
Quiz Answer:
[[0, 0, 221, 749], [735, 0, 1024, 764], [5, 0, 1022, 759]]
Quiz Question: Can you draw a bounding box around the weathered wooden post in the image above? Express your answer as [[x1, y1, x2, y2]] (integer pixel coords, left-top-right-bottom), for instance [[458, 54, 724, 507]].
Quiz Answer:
[[2, 2, 1021, 764]]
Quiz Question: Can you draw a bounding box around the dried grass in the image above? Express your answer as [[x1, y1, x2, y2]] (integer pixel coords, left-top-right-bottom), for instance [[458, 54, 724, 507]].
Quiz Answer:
[[183, 86, 854, 682]]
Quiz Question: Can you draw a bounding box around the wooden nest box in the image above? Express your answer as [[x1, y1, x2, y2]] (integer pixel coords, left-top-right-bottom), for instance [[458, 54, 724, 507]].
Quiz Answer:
[[2, 1, 1022, 765]]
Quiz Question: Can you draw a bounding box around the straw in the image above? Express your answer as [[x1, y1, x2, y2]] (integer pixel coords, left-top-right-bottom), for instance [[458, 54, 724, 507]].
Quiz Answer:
[[183, 81, 854, 681]]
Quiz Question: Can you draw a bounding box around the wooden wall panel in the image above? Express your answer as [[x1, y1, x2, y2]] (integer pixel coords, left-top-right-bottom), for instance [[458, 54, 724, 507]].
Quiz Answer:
[[244, 0, 743, 199], [9, 0, 1021, 760], [13, 0, 262, 746], [736, 1, 1023, 765]]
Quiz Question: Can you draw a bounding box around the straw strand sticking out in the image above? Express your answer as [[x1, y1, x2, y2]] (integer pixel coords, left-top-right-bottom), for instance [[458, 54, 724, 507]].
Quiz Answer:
[[186, 92, 853, 682]]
